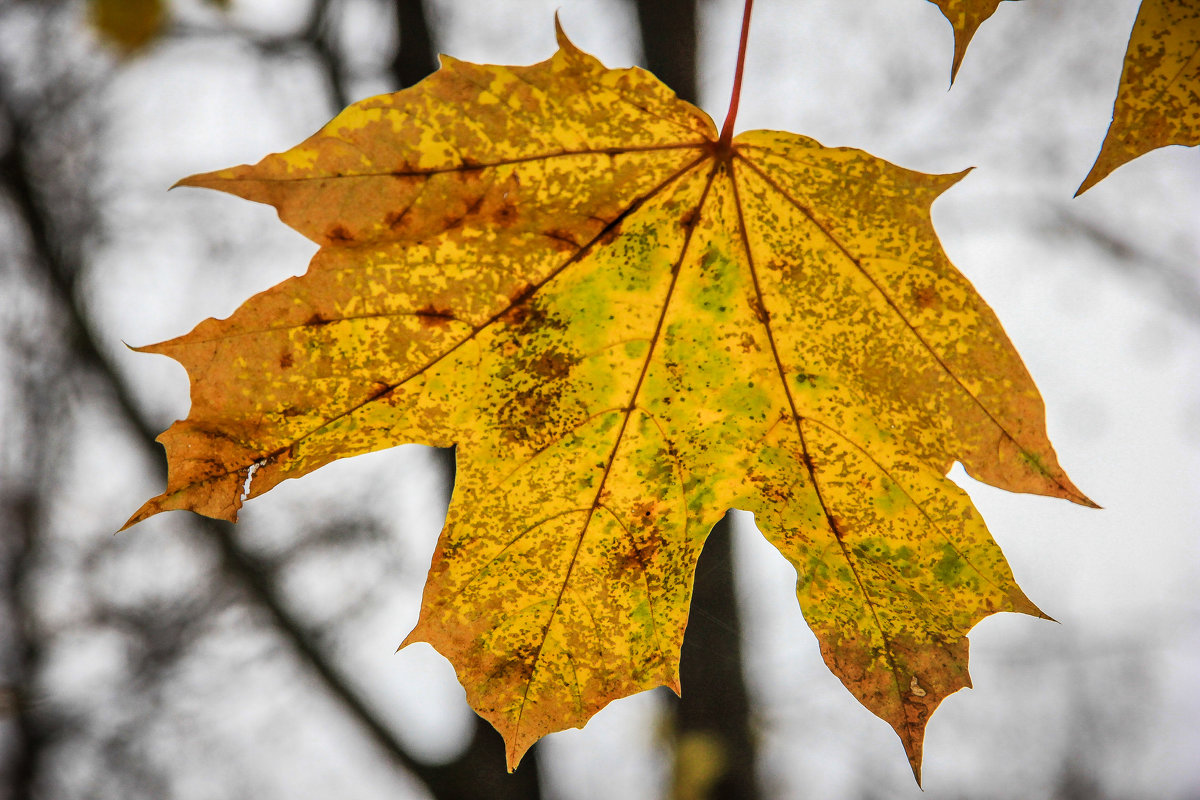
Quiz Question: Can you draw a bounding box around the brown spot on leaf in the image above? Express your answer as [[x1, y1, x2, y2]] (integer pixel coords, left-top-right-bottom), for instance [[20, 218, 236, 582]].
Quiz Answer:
[[279, 352, 294, 369], [305, 313, 332, 327], [751, 296, 770, 325], [912, 284, 940, 309], [492, 202, 519, 226], [501, 283, 539, 327], [631, 500, 660, 528], [598, 224, 622, 246], [611, 512, 661, 578], [612, 543, 645, 578], [449, 162, 485, 189], [366, 381, 393, 402], [512, 642, 538, 670], [528, 349, 576, 380], [441, 195, 485, 232], [414, 305, 456, 327], [389, 160, 417, 176], [384, 208, 409, 230], [326, 225, 354, 244], [543, 229, 578, 251], [495, 370, 582, 448]]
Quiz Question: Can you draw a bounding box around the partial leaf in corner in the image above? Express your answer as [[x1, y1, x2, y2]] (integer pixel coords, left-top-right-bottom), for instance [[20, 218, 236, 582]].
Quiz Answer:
[[89, 0, 165, 54], [927, 0, 1008, 82], [1077, 0, 1200, 195]]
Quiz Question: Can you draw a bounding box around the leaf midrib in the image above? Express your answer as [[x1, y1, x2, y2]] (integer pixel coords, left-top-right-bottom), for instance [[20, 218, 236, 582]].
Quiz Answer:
[[191, 142, 707, 185]]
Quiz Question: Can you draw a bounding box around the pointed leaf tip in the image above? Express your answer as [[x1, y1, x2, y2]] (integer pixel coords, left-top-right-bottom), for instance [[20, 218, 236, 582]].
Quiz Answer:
[[1073, 0, 1200, 194], [949, 40, 966, 86], [118, 505, 150, 533], [505, 741, 523, 773], [929, 0, 1005, 83], [553, 12, 578, 55], [171, 172, 215, 191]]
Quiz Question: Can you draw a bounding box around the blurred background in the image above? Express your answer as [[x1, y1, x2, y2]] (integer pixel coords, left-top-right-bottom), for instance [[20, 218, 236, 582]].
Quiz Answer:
[[1, 0, 1197, 798]]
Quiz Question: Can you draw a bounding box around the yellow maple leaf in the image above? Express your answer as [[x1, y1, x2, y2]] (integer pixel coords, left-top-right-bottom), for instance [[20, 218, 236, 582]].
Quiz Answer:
[[927, 0, 1006, 81], [1077, 0, 1200, 195], [125, 20, 1091, 780]]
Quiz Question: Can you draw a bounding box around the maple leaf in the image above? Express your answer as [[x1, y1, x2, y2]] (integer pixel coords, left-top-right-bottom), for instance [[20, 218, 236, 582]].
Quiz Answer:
[[1077, 0, 1200, 195], [927, 0, 1007, 81], [125, 20, 1091, 780]]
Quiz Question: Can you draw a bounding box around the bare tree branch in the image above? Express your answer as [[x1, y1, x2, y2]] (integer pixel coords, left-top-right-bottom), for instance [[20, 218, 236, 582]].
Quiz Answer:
[[1049, 206, 1200, 325], [0, 75, 452, 800], [633, 0, 697, 104], [390, 0, 437, 90], [2, 489, 45, 800]]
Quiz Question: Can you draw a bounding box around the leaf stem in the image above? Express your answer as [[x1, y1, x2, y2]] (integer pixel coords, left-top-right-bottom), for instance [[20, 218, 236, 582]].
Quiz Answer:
[[718, 0, 754, 149]]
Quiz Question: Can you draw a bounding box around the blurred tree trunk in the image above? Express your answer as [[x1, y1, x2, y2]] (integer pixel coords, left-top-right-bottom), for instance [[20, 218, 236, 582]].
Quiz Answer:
[[391, 0, 438, 90], [672, 517, 759, 800], [634, 0, 697, 105], [1, 79, 71, 800], [2, 489, 44, 800]]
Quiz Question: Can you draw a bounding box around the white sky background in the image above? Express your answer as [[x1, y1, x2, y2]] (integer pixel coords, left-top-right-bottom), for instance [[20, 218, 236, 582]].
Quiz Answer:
[[68, 0, 1200, 797]]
